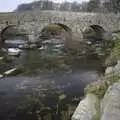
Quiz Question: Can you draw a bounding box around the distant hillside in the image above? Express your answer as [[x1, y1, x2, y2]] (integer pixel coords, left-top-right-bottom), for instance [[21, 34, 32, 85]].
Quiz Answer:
[[15, 1, 56, 12], [15, 0, 120, 13], [15, 0, 84, 12]]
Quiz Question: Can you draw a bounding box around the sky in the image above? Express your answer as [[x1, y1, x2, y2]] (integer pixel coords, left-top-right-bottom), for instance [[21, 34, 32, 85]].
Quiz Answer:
[[0, 0, 89, 12]]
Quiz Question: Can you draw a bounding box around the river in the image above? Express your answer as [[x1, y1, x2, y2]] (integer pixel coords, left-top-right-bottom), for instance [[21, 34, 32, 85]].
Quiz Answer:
[[0, 38, 103, 119]]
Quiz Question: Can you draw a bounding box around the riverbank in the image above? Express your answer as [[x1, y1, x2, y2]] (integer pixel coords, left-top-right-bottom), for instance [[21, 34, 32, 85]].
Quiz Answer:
[[0, 36, 113, 120], [72, 32, 120, 120]]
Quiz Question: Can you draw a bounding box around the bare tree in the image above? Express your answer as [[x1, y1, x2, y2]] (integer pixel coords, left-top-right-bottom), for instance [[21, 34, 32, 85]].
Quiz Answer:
[[87, 0, 101, 12]]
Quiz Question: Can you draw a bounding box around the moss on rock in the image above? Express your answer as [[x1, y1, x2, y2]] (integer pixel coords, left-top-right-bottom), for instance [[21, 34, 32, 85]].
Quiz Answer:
[[85, 79, 108, 99]]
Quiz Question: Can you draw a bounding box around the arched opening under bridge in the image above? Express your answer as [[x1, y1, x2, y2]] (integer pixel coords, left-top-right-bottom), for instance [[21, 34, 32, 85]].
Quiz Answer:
[[83, 25, 105, 43], [0, 25, 28, 48], [40, 23, 71, 39], [39, 23, 72, 53]]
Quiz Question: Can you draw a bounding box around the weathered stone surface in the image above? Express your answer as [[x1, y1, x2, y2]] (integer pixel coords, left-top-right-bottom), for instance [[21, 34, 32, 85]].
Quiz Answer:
[[72, 93, 98, 120], [113, 60, 120, 77], [105, 60, 120, 77], [101, 82, 120, 120], [105, 66, 114, 75], [0, 11, 119, 41]]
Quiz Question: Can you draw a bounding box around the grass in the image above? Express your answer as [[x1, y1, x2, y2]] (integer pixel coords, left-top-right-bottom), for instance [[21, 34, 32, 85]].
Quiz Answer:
[[85, 74, 120, 99], [85, 32, 120, 99], [43, 24, 63, 31], [105, 33, 120, 66], [85, 79, 108, 99], [105, 74, 120, 85]]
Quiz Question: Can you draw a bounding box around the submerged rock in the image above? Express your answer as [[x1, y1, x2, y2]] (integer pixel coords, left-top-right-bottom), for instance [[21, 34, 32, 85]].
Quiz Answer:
[[8, 48, 22, 56]]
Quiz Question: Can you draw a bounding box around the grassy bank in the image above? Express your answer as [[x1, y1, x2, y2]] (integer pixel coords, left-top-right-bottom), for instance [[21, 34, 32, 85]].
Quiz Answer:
[[85, 32, 120, 99]]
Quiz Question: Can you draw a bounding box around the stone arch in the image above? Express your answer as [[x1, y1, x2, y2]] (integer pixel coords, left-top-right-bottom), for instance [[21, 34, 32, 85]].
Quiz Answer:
[[0, 25, 28, 47], [41, 23, 71, 33], [39, 23, 73, 50], [83, 24, 105, 41], [40, 23, 72, 39], [1, 25, 16, 41], [1, 25, 28, 41]]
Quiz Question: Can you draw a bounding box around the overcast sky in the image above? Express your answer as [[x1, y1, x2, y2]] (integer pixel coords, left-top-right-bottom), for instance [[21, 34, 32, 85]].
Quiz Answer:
[[0, 0, 89, 12]]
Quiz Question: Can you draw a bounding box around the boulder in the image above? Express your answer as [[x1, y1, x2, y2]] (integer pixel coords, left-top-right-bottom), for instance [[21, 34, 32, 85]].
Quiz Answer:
[[113, 60, 120, 76], [105, 60, 120, 77], [105, 67, 114, 75], [101, 82, 120, 120], [72, 93, 99, 120]]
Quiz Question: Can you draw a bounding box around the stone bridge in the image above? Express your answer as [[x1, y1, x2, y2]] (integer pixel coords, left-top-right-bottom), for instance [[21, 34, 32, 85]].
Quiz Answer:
[[0, 10, 120, 41]]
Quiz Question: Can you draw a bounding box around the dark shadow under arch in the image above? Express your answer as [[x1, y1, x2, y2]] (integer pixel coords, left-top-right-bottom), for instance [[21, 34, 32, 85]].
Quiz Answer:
[[1, 25, 16, 40], [55, 23, 71, 32], [90, 25, 105, 33], [0, 25, 29, 49], [1, 25, 28, 43], [83, 25, 105, 42]]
